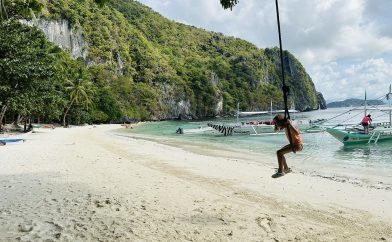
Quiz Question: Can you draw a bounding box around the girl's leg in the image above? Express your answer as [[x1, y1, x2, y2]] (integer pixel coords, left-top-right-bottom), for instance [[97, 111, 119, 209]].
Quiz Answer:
[[277, 144, 292, 172], [282, 155, 288, 170]]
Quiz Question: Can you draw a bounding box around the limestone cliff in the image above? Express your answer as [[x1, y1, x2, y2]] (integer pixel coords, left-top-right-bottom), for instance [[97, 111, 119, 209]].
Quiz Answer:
[[265, 48, 326, 111], [24, 18, 88, 59]]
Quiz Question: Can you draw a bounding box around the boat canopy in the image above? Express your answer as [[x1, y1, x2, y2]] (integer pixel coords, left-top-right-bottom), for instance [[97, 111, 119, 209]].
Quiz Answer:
[[238, 111, 268, 116]]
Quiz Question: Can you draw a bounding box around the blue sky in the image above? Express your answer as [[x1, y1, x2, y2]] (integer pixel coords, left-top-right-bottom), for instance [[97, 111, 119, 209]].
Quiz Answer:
[[137, 0, 392, 102]]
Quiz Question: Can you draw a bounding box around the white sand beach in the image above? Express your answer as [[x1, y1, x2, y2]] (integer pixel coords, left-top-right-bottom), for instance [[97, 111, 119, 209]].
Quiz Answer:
[[0, 124, 391, 241]]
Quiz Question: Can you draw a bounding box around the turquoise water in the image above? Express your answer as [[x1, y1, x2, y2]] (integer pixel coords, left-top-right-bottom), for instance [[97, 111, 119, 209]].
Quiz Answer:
[[117, 107, 392, 182]]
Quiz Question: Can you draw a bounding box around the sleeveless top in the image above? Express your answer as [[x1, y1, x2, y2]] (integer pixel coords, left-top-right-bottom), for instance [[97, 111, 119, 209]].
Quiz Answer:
[[361, 116, 370, 124]]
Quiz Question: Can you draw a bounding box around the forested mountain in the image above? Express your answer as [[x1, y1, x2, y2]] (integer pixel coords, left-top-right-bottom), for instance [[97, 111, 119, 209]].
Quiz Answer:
[[0, 0, 326, 127], [327, 99, 384, 108]]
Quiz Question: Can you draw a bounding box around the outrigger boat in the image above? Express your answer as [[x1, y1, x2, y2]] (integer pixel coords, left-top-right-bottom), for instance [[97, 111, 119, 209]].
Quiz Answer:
[[207, 120, 277, 136], [326, 86, 392, 145], [208, 102, 299, 136], [326, 124, 392, 144]]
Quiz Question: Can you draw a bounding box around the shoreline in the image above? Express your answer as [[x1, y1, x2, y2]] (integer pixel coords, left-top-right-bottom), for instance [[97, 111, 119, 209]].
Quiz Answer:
[[1, 124, 391, 241], [113, 127, 392, 191]]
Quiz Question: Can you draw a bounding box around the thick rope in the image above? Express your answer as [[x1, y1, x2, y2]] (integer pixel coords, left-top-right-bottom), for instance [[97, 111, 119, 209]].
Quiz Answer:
[[275, 0, 295, 153]]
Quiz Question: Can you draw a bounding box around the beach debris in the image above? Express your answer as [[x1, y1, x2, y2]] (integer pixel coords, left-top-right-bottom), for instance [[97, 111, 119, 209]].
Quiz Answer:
[[94, 200, 104, 208]]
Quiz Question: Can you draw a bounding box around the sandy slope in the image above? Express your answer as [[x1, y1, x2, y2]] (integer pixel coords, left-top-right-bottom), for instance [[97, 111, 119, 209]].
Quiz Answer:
[[0, 125, 391, 241]]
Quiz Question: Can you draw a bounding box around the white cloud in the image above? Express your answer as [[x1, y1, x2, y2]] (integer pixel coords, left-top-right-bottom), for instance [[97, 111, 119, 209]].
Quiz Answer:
[[136, 0, 392, 101], [310, 59, 392, 102]]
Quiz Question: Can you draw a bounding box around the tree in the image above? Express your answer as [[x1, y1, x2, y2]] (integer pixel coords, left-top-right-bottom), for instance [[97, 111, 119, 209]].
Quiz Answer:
[[62, 69, 94, 126], [94, 0, 108, 7], [220, 0, 239, 9], [0, 20, 62, 130], [1, 0, 43, 22]]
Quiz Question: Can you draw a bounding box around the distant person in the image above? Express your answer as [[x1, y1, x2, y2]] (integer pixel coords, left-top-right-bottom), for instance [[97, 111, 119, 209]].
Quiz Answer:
[[361, 114, 372, 134], [176, 127, 183, 134], [272, 114, 303, 178]]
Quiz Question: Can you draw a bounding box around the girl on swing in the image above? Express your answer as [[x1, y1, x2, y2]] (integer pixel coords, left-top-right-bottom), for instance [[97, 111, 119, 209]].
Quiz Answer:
[[272, 114, 303, 178]]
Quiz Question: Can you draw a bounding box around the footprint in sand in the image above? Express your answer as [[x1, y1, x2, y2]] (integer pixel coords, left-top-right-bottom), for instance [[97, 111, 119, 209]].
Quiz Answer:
[[19, 220, 63, 241], [256, 215, 273, 234]]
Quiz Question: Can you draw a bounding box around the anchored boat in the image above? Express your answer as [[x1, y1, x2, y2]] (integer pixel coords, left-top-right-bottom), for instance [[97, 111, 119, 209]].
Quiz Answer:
[[208, 101, 301, 136], [326, 85, 392, 145], [326, 125, 392, 144]]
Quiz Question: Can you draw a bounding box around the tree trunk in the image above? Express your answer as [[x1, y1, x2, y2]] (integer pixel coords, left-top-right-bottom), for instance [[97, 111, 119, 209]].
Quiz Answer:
[[17, 114, 22, 125], [62, 99, 74, 127], [0, 105, 7, 131], [13, 114, 20, 126]]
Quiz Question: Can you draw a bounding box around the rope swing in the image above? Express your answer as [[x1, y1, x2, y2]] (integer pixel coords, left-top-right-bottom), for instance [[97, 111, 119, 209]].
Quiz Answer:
[[274, 0, 296, 153]]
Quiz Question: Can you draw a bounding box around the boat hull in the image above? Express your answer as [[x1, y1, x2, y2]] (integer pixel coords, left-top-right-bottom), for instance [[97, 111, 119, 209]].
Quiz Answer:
[[0, 138, 24, 145], [326, 128, 392, 145], [234, 124, 275, 135]]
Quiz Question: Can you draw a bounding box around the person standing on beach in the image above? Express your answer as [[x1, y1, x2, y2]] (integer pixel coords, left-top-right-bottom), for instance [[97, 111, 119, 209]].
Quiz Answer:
[[272, 114, 303, 178], [361, 114, 372, 134]]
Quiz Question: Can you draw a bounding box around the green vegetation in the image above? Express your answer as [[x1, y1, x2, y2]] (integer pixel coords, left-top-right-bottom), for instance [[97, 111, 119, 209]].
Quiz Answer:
[[62, 67, 94, 126], [0, 20, 63, 130], [327, 99, 384, 108], [0, 0, 322, 128]]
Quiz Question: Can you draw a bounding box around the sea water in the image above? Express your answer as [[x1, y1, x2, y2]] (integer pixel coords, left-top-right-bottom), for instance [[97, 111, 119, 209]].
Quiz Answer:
[[115, 106, 392, 187]]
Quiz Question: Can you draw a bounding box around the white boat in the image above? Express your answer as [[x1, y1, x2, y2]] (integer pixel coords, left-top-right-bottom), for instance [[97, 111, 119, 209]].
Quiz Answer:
[[207, 101, 301, 136], [182, 126, 214, 134], [236, 120, 276, 135], [207, 121, 276, 136]]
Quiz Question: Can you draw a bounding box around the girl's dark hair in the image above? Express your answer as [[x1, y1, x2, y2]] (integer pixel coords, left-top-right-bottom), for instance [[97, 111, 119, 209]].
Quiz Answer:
[[273, 114, 287, 126]]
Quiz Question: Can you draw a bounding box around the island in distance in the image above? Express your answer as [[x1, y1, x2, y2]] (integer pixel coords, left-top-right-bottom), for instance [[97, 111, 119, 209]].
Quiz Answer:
[[327, 98, 384, 108]]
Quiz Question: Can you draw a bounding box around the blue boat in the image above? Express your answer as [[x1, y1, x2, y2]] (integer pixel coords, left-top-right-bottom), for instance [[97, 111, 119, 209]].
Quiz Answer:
[[0, 138, 24, 145]]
